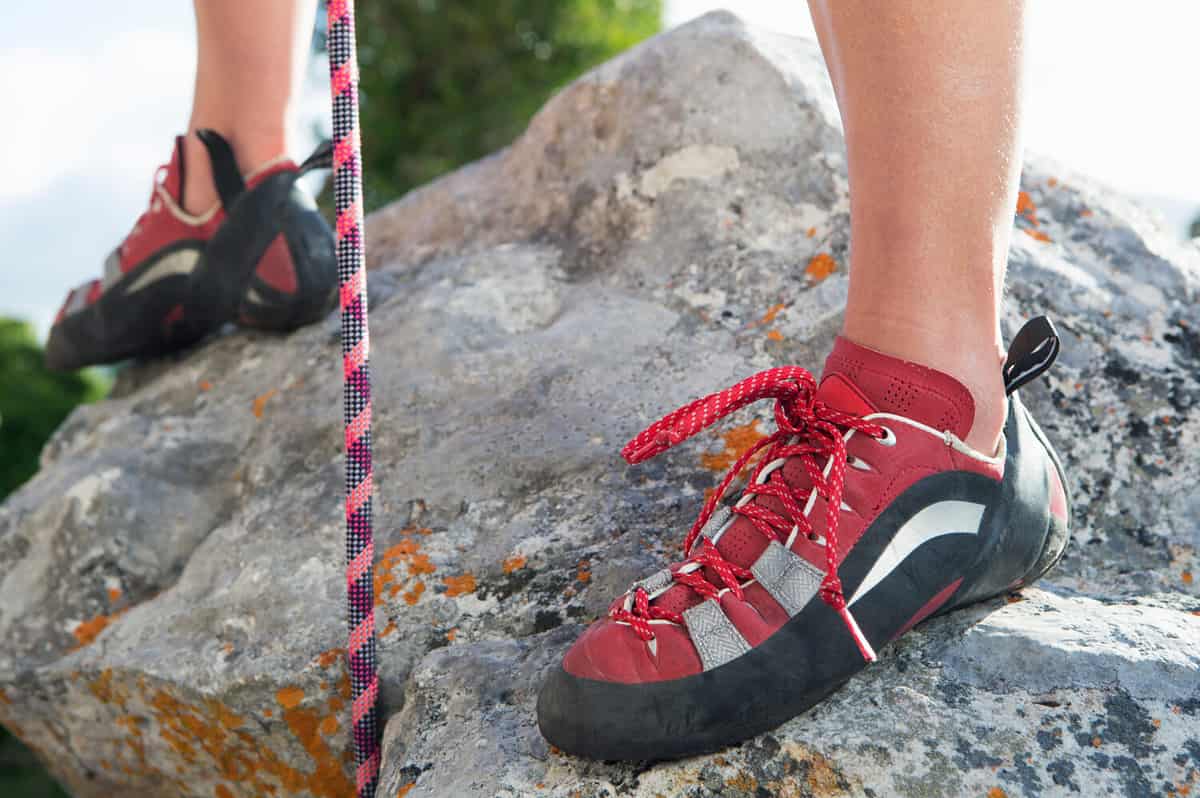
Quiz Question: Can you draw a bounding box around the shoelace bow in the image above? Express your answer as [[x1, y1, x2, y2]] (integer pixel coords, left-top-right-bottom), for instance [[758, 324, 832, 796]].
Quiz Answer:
[[612, 366, 884, 662]]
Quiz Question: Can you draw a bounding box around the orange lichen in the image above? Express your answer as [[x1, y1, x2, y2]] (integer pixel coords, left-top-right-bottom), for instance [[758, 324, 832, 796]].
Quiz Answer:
[[380, 620, 397, 638], [397, 784, 416, 797], [82, 651, 357, 795], [1016, 191, 1039, 225], [727, 771, 758, 792], [443, 574, 477, 597], [806, 226, 817, 238], [215, 785, 234, 798], [1079, 208, 1094, 217], [87, 669, 121, 706], [502, 555, 528, 574], [768, 743, 845, 796], [1024, 228, 1052, 243], [276, 701, 354, 795], [316, 649, 343, 669], [446, 628, 458, 642], [759, 303, 786, 325], [108, 587, 123, 602], [1153, 719, 1162, 728], [375, 537, 438, 607], [767, 329, 784, 342], [576, 560, 592, 583], [403, 581, 426, 605], [276, 687, 305, 710], [72, 610, 127, 648], [1183, 571, 1194, 585], [805, 253, 837, 282], [252, 389, 277, 419], [1047, 177, 1059, 187], [988, 789, 1008, 798], [1092, 736, 1103, 748], [408, 553, 436, 576], [700, 419, 766, 473], [199, 380, 213, 392]]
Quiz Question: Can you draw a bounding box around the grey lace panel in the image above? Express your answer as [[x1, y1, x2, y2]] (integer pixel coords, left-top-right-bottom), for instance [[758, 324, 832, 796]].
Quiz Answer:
[[750, 539, 823, 616], [631, 568, 673, 596], [682, 598, 751, 671]]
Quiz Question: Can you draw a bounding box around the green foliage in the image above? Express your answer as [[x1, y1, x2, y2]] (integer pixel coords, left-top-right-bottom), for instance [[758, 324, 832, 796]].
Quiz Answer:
[[0, 727, 69, 798], [354, 0, 662, 209], [0, 319, 107, 500]]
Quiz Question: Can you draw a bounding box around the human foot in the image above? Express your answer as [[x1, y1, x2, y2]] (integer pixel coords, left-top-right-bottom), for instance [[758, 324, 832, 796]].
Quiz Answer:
[[46, 131, 337, 371], [537, 317, 1070, 761]]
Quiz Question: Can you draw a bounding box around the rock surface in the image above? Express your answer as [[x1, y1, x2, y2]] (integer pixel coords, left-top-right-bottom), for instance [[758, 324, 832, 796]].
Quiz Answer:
[[2, 12, 1199, 798]]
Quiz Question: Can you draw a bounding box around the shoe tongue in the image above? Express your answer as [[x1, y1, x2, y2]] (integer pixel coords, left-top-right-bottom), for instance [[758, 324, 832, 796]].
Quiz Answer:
[[819, 336, 975, 440], [161, 136, 187, 205], [815, 372, 876, 418]]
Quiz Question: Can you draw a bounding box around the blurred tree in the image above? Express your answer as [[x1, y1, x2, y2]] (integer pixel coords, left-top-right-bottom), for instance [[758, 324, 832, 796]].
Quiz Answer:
[[0, 319, 107, 499], [1190, 211, 1199, 240], [353, 0, 661, 209]]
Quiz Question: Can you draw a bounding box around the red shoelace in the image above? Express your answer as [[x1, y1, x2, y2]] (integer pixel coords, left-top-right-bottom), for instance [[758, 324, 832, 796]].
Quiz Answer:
[[612, 366, 884, 662]]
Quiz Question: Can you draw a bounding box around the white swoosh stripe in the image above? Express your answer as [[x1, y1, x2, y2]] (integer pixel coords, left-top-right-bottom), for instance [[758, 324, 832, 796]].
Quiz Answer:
[[125, 250, 200, 294], [847, 500, 985, 607]]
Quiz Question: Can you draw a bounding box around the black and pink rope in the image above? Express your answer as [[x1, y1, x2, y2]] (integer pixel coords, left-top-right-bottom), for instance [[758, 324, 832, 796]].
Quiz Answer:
[[326, 1, 379, 794]]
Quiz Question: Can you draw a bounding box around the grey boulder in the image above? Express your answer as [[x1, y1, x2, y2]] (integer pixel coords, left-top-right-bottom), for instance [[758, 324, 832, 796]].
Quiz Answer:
[[1, 11, 1198, 798]]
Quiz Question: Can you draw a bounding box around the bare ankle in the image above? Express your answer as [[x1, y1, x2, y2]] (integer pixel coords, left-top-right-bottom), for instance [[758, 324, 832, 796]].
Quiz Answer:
[[959, 370, 1007, 456], [841, 313, 1007, 454], [180, 134, 221, 217]]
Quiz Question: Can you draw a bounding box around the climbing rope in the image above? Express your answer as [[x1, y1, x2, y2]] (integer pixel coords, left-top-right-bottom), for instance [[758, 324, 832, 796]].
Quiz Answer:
[[327, 1, 380, 795]]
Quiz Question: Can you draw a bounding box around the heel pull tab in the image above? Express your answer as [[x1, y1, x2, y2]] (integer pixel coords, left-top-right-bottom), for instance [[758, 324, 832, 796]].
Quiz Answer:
[[1003, 316, 1061, 395], [298, 140, 334, 175], [194, 129, 246, 210]]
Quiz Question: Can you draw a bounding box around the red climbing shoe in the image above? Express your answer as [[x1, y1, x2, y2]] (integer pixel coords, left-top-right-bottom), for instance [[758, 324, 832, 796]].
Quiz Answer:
[[45, 130, 337, 371], [538, 317, 1071, 761]]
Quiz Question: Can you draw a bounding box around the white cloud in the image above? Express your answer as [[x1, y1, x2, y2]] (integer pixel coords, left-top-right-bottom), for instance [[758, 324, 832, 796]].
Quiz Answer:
[[0, 29, 195, 202]]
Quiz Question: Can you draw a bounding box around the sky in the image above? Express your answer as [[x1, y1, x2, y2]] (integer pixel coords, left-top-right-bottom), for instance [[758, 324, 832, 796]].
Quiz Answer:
[[1, 2, 1197, 338]]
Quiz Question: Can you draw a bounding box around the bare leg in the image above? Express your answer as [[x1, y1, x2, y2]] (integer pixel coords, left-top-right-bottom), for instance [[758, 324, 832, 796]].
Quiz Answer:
[[182, 0, 318, 215], [808, 1, 1026, 453]]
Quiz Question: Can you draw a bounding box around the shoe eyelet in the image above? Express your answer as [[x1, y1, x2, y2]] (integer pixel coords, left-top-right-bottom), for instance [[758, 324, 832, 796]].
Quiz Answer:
[[808, 532, 826, 546], [876, 426, 897, 447], [848, 455, 872, 471]]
